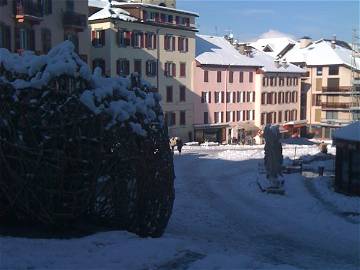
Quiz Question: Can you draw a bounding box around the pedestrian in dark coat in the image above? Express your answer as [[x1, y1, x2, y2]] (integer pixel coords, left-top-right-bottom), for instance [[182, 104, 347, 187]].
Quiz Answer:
[[176, 138, 183, 155]]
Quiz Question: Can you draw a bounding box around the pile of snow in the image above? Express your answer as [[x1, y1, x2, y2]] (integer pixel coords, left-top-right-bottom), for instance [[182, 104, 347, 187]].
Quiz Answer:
[[88, 3, 137, 21], [0, 41, 91, 89], [200, 141, 219, 147], [185, 141, 199, 146], [0, 41, 163, 136]]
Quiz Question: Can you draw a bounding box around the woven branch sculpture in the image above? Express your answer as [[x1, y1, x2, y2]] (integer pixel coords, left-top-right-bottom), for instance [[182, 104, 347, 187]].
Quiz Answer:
[[0, 42, 175, 237]]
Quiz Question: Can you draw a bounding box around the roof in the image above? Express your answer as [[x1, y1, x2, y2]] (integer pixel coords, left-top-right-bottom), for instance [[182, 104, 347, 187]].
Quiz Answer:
[[88, 4, 137, 22], [195, 35, 261, 67], [250, 48, 306, 74], [89, 1, 199, 17], [332, 121, 360, 142], [250, 37, 296, 58], [281, 39, 360, 70]]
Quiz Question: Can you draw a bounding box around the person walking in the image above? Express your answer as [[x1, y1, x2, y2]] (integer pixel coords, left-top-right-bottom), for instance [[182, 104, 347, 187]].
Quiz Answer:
[[176, 138, 183, 155]]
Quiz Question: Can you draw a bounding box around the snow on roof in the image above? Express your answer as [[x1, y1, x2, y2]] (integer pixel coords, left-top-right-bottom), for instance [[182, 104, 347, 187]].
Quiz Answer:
[[250, 37, 296, 58], [250, 48, 306, 74], [88, 4, 137, 21], [332, 121, 360, 142], [112, 2, 199, 17], [281, 39, 360, 70], [88, 0, 108, 8], [195, 35, 261, 67]]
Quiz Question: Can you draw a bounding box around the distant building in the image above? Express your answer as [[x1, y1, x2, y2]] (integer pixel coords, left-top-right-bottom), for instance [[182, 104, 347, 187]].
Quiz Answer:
[[0, 0, 89, 60], [333, 121, 360, 195], [193, 35, 305, 144], [88, 1, 198, 141], [193, 35, 260, 143], [252, 36, 360, 138]]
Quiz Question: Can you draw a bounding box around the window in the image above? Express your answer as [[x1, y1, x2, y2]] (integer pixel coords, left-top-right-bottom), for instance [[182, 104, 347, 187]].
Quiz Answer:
[[64, 31, 78, 52], [178, 37, 188, 52], [249, 72, 253, 83], [262, 77, 266, 86], [237, 111, 240, 121], [134, 59, 142, 75], [214, 112, 219, 123], [43, 0, 52, 15], [164, 62, 176, 77], [312, 94, 321, 106], [226, 111, 231, 122], [180, 62, 186, 77], [226, 92, 231, 103], [117, 59, 130, 76], [215, 92, 220, 103], [167, 14, 174, 24], [204, 70, 209, 82], [92, 58, 105, 75], [316, 67, 322, 76], [166, 86, 173, 102], [206, 92, 211, 103], [65, 0, 74, 11], [132, 31, 143, 48], [217, 71, 221, 82], [15, 27, 35, 51], [267, 92, 272, 104], [165, 112, 176, 126], [221, 91, 224, 103], [92, 30, 105, 47], [279, 77, 284, 86], [201, 92, 206, 103], [229, 71, 233, 83], [41, 28, 51, 53], [326, 111, 338, 120], [146, 60, 157, 77], [204, 112, 208, 124], [261, 93, 266, 105], [252, 91, 255, 102], [239, 72, 244, 83], [278, 111, 282, 123], [232, 92, 236, 103], [180, 111, 186, 125], [164, 35, 175, 51], [329, 65, 339, 75], [237, 91, 241, 103], [247, 92, 251, 102], [179, 86, 186, 102], [261, 113, 266, 125], [117, 30, 126, 47], [0, 23, 11, 50], [145, 32, 156, 49]]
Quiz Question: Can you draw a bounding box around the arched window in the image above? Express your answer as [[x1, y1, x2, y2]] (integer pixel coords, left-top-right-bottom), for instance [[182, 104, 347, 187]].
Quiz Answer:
[[92, 58, 105, 75]]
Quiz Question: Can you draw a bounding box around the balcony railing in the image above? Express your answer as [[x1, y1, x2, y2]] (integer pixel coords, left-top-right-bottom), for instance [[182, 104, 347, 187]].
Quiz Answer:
[[63, 11, 87, 30], [321, 102, 351, 109], [322, 86, 352, 93], [14, 0, 43, 22]]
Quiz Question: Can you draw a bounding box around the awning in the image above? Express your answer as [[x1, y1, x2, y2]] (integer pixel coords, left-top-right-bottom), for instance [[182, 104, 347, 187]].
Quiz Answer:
[[235, 122, 260, 131], [193, 123, 229, 129]]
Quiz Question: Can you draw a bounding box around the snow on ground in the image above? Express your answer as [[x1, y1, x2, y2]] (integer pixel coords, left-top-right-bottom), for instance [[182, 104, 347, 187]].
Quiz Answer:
[[1, 142, 359, 270]]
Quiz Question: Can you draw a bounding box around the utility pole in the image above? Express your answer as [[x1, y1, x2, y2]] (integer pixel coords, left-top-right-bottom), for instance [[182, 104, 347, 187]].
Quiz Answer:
[[350, 28, 360, 121]]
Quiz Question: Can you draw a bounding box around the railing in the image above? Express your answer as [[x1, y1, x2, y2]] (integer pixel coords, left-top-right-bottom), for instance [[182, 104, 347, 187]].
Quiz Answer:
[[63, 11, 87, 29], [321, 102, 351, 109], [14, 0, 42, 19], [322, 86, 352, 93]]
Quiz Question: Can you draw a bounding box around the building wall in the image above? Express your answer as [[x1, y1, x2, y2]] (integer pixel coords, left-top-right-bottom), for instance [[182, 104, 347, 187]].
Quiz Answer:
[[306, 64, 359, 137], [193, 64, 257, 142], [0, 0, 90, 60], [254, 73, 301, 128], [89, 18, 196, 141]]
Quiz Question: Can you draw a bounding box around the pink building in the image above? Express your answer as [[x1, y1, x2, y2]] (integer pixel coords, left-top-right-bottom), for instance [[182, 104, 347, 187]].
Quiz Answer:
[[193, 35, 261, 143]]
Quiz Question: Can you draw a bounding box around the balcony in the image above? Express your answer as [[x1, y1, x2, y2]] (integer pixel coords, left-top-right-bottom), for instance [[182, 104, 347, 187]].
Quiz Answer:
[[321, 102, 351, 109], [14, 0, 43, 23], [62, 11, 87, 31], [321, 86, 352, 93]]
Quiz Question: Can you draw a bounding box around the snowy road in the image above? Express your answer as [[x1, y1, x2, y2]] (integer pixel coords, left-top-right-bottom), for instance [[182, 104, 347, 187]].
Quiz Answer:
[[1, 144, 359, 270], [167, 146, 360, 269]]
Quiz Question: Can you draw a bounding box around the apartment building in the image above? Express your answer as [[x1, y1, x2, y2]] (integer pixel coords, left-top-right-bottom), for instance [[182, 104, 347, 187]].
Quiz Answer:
[[88, 1, 198, 141], [280, 38, 360, 138], [252, 36, 360, 138], [0, 0, 89, 60], [193, 35, 260, 143], [250, 50, 305, 135]]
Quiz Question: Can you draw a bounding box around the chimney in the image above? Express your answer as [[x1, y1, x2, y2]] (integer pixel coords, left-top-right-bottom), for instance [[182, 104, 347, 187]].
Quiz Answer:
[[331, 34, 336, 49], [299, 36, 312, 49], [274, 58, 281, 68], [281, 58, 288, 68]]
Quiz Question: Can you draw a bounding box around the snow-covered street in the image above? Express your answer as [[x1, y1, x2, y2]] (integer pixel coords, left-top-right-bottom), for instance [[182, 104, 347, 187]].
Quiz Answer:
[[1, 143, 359, 270]]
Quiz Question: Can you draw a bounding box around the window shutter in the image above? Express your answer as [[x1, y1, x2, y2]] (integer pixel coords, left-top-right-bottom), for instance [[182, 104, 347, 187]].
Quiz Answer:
[[164, 36, 167, 50], [153, 34, 157, 49], [116, 60, 120, 75], [164, 63, 167, 76], [178, 37, 181, 51], [172, 36, 175, 51], [140, 32, 144, 48], [185, 38, 188, 52], [144, 33, 148, 48], [172, 63, 176, 77], [29, 29, 35, 50]]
